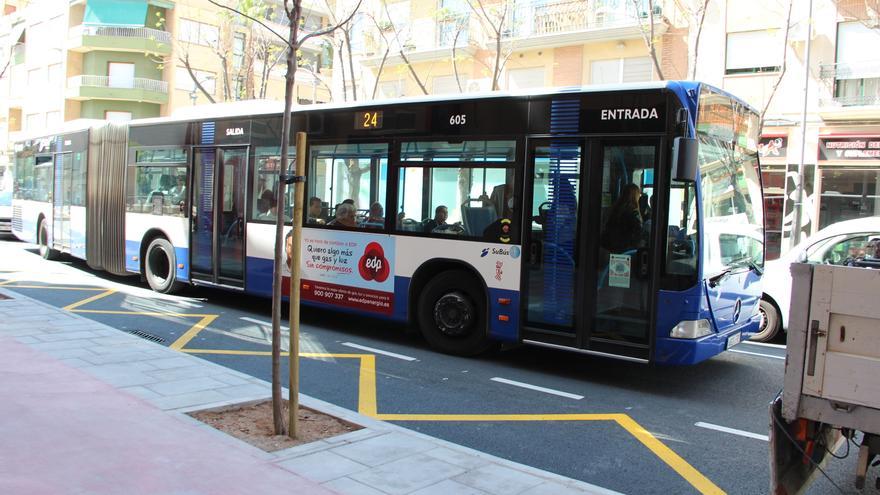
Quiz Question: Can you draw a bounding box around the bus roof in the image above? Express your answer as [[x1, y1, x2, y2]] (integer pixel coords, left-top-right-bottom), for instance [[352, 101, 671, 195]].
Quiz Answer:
[[15, 118, 108, 142], [126, 81, 757, 128]]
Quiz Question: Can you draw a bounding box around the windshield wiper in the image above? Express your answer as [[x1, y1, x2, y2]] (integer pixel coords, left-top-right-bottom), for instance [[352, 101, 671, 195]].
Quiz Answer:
[[730, 257, 764, 276], [708, 268, 733, 288]]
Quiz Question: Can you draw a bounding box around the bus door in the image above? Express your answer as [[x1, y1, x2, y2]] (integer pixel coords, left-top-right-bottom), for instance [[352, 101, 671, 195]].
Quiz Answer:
[[52, 152, 73, 251], [522, 137, 659, 362], [190, 147, 248, 287]]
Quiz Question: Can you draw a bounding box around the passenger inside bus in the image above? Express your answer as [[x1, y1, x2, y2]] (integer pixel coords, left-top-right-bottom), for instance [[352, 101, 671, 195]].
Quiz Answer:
[[307, 196, 325, 224], [362, 202, 384, 228], [423, 205, 462, 234], [256, 190, 275, 219], [601, 184, 643, 253], [328, 203, 357, 227], [169, 175, 187, 205]]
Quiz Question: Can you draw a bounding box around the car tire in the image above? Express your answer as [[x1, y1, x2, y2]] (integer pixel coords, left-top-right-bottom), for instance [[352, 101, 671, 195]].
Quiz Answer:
[[750, 298, 781, 342], [417, 270, 495, 356], [38, 220, 59, 261], [144, 237, 183, 294]]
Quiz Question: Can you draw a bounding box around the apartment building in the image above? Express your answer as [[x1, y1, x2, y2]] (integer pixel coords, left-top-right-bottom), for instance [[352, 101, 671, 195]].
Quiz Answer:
[[696, 0, 880, 259], [0, 0, 334, 166], [332, 0, 689, 101]]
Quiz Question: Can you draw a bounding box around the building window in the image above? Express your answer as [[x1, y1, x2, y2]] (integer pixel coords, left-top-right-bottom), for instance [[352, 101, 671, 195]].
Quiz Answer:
[[233, 32, 246, 69], [108, 62, 135, 88], [25, 113, 44, 131], [47, 63, 62, 87], [833, 22, 880, 106], [175, 67, 216, 95], [105, 111, 133, 122], [46, 111, 61, 128], [762, 167, 785, 260], [378, 80, 404, 99], [507, 67, 545, 90], [178, 18, 219, 47], [725, 30, 782, 75], [27, 67, 44, 86], [432, 75, 460, 94], [591, 57, 653, 84]]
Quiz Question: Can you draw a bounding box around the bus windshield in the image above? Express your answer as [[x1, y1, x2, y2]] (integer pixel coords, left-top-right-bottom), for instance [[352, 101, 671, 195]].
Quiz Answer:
[[696, 90, 764, 276]]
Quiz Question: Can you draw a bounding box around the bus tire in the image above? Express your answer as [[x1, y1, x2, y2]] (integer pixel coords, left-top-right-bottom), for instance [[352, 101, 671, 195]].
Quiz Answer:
[[38, 220, 59, 261], [750, 298, 781, 342], [417, 270, 494, 356], [144, 237, 183, 294]]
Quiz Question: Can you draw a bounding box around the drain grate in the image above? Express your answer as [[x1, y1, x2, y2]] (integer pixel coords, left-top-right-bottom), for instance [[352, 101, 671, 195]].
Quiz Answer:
[[125, 330, 166, 344]]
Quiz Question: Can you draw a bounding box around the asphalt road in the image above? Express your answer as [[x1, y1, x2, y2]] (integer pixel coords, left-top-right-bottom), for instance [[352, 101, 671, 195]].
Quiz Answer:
[[1, 237, 876, 495]]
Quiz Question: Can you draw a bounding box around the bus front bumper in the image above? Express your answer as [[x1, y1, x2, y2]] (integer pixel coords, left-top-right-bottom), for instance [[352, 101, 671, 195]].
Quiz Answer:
[[654, 314, 761, 366]]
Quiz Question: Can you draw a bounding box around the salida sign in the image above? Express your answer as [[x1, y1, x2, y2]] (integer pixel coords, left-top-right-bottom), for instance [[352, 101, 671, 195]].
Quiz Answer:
[[819, 137, 880, 161]]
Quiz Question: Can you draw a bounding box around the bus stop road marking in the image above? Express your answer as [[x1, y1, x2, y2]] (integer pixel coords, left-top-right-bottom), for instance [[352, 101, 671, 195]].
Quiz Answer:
[[169, 315, 218, 350], [240, 316, 274, 327], [490, 377, 584, 400], [177, 346, 722, 495], [63, 289, 116, 311], [694, 422, 769, 441], [342, 342, 417, 361], [728, 349, 785, 360]]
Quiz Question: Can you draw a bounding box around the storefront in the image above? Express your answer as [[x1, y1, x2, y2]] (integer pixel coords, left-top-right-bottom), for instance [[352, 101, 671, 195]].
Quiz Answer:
[[817, 135, 880, 229], [758, 134, 788, 259]]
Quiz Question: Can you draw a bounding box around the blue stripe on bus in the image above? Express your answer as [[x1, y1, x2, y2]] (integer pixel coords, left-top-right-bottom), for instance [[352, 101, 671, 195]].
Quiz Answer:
[[488, 287, 519, 342], [124, 240, 189, 282], [201, 122, 215, 145]]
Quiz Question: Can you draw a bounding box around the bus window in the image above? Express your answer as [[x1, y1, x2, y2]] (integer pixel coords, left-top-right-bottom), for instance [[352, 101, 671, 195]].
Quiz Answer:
[[251, 150, 295, 222], [13, 152, 35, 201], [308, 143, 388, 229], [126, 166, 188, 216], [666, 181, 698, 276], [34, 156, 53, 202], [71, 152, 87, 206], [400, 140, 516, 162], [396, 165, 517, 241]]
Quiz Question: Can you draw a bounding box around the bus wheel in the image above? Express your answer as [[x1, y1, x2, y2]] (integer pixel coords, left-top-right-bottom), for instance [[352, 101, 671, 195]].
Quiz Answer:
[[38, 220, 58, 261], [144, 237, 183, 294], [417, 270, 493, 356], [750, 298, 780, 342]]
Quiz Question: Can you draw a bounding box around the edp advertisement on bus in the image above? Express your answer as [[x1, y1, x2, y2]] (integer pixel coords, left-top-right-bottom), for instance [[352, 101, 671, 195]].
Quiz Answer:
[[295, 231, 395, 315]]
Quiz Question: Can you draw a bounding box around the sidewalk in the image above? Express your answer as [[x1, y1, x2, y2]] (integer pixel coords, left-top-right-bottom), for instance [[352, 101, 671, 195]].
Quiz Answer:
[[0, 286, 618, 495]]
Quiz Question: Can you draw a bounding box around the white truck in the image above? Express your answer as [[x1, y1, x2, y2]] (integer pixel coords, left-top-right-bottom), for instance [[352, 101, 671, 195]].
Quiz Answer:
[[770, 263, 880, 493]]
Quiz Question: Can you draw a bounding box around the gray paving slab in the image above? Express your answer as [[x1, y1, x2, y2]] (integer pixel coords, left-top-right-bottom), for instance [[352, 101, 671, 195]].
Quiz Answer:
[[322, 477, 390, 495], [519, 482, 603, 495], [349, 453, 467, 495], [410, 480, 490, 495], [34, 330, 103, 342], [331, 431, 438, 467], [146, 376, 228, 396], [424, 446, 492, 470], [452, 464, 547, 495], [277, 450, 369, 483], [150, 390, 230, 410]]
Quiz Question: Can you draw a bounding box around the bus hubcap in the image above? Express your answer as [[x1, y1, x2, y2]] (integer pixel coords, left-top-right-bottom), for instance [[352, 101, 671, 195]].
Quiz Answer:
[[434, 292, 473, 337]]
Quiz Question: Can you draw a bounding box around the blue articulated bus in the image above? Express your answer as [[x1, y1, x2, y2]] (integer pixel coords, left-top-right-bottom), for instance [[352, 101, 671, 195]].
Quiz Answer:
[[12, 82, 764, 365]]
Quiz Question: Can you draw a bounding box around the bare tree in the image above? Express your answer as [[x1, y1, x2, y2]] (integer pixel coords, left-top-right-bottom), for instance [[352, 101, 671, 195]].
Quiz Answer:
[[380, 0, 428, 94], [466, 0, 514, 91], [679, 0, 711, 79], [363, 14, 392, 99], [325, 0, 360, 100], [630, 0, 665, 80], [760, 0, 795, 126], [208, 0, 361, 437]]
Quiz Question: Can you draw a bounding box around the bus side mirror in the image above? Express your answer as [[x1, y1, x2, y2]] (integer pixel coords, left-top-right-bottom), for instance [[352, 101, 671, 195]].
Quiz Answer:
[[672, 137, 698, 182]]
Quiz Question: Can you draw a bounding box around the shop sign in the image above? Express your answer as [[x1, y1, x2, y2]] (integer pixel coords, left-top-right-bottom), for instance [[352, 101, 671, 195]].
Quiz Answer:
[[819, 137, 880, 161], [758, 136, 787, 159]]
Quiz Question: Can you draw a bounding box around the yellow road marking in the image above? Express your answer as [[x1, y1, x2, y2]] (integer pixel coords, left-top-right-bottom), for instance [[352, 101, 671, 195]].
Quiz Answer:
[[170, 315, 218, 350], [375, 413, 622, 421], [614, 415, 724, 494], [73, 309, 212, 317], [358, 354, 377, 417], [63, 289, 116, 311]]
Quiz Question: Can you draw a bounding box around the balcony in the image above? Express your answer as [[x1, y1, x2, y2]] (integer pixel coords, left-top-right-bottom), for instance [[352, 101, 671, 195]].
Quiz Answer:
[[502, 0, 662, 48], [819, 61, 880, 120], [67, 25, 172, 55], [11, 44, 25, 65], [66, 75, 168, 104]]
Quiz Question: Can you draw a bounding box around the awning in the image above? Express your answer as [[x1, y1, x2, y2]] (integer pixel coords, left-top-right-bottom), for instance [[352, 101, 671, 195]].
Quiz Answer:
[[83, 0, 149, 27]]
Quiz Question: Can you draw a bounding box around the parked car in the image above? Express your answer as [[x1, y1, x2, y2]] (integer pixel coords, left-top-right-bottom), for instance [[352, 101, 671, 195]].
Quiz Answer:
[[753, 216, 880, 342]]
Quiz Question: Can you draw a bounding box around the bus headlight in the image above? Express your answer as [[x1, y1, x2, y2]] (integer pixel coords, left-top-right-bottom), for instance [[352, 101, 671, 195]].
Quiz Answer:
[[670, 319, 712, 339]]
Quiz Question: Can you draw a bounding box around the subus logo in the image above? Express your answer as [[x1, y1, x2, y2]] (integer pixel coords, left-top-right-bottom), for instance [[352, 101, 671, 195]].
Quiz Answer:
[[225, 127, 245, 136], [601, 108, 659, 120], [481, 248, 489, 257], [358, 242, 390, 282]]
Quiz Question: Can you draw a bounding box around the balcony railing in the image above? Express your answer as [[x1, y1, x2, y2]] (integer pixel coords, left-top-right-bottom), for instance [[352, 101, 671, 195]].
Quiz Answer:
[[819, 62, 880, 108], [68, 75, 169, 94], [69, 25, 172, 45], [504, 0, 654, 39]]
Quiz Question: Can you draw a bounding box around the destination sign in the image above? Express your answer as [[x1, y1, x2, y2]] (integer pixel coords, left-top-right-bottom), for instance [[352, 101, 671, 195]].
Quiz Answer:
[[355, 110, 384, 130]]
